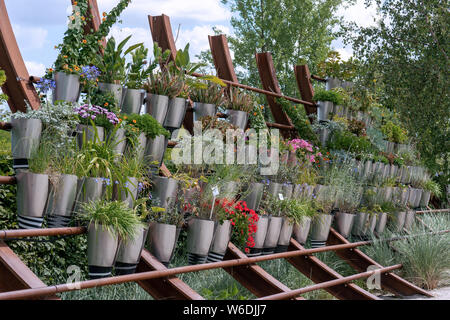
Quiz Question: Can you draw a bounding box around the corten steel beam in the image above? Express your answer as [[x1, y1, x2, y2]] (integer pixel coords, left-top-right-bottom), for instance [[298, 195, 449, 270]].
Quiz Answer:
[[327, 228, 433, 297], [208, 34, 238, 83], [0, 241, 59, 299], [286, 239, 378, 300], [416, 208, 450, 214], [136, 249, 204, 300], [223, 242, 304, 300], [0, 121, 12, 130], [255, 52, 294, 139], [0, 0, 40, 112], [0, 176, 15, 185], [0, 227, 85, 240], [257, 264, 402, 301], [294, 65, 317, 119]]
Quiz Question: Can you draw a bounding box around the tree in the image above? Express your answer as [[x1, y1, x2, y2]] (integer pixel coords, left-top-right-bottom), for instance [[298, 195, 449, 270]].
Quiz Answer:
[[344, 0, 449, 186], [215, 0, 347, 98]]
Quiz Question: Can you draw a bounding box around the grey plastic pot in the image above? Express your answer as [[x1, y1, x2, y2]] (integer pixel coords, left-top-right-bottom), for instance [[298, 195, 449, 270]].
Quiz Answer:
[[151, 176, 178, 209], [16, 172, 49, 229], [87, 223, 119, 279], [135, 133, 147, 162], [268, 182, 282, 198], [382, 187, 394, 202], [114, 177, 139, 208], [11, 118, 42, 160], [98, 82, 124, 108], [310, 214, 333, 248], [276, 218, 294, 253], [145, 135, 168, 170], [420, 190, 431, 208], [146, 94, 169, 125], [375, 212, 388, 234], [317, 101, 334, 121], [413, 189, 423, 209], [79, 177, 104, 204], [353, 212, 377, 237], [318, 128, 331, 147], [193, 102, 216, 122], [115, 225, 148, 275], [243, 183, 264, 211], [221, 181, 239, 199], [407, 189, 417, 208], [207, 220, 232, 263], [226, 109, 248, 130], [76, 124, 105, 148], [292, 217, 311, 245], [326, 78, 342, 90], [164, 97, 187, 130], [107, 128, 127, 156], [391, 211, 406, 232], [263, 216, 283, 255], [363, 160, 373, 178], [334, 212, 356, 239], [147, 222, 179, 267], [121, 88, 145, 114], [47, 174, 78, 228], [186, 218, 215, 265], [399, 188, 409, 206], [247, 215, 269, 257], [403, 210, 416, 230], [53, 71, 81, 103], [282, 184, 294, 200]]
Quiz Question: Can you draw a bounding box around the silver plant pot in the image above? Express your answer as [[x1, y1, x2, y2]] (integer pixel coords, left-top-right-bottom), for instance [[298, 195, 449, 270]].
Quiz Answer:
[[193, 102, 216, 122], [389, 164, 398, 178], [145, 135, 168, 170], [146, 94, 169, 125], [243, 182, 264, 211], [276, 218, 294, 253], [226, 109, 248, 130], [151, 176, 178, 209], [134, 133, 147, 162], [87, 223, 119, 279], [310, 214, 333, 248], [413, 189, 423, 209], [363, 160, 373, 178], [399, 188, 409, 206], [263, 216, 283, 255], [47, 174, 78, 228], [403, 210, 416, 230], [115, 225, 148, 275], [11, 118, 42, 160], [76, 124, 105, 149], [221, 181, 239, 199], [164, 97, 187, 130], [73, 177, 104, 214], [98, 82, 124, 108], [16, 172, 49, 229], [318, 128, 331, 147], [391, 211, 406, 232], [407, 189, 417, 208], [207, 220, 232, 263], [352, 212, 369, 237], [247, 215, 269, 257], [293, 217, 311, 245], [186, 218, 215, 265], [115, 177, 139, 208], [334, 212, 356, 239], [108, 128, 126, 156], [326, 77, 342, 91], [420, 190, 431, 208], [267, 182, 283, 198], [375, 212, 388, 234], [282, 184, 294, 200], [317, 101, 334, 121], [147, 222, 179, 267], [383, 187, 394, 202], [121, 88, 145, 114], [53, 71, 81, 103]]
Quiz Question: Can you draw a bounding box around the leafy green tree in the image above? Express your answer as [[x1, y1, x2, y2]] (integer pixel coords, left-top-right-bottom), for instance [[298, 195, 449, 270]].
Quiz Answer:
[[344, 0, 449, 186], [210, 0, 348, 98]]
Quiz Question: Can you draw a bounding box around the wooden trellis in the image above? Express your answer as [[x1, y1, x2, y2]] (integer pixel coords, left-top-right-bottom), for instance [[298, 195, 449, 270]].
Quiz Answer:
[[0, 0, 439, 300]]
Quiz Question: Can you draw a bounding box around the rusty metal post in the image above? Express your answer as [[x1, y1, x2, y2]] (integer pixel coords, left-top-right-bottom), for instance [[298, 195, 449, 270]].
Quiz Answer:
[[294, 65, 317, 119]]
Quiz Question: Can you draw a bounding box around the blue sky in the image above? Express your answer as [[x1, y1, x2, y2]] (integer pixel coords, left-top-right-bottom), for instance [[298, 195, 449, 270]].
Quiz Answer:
[[3, 0, 378, 79]]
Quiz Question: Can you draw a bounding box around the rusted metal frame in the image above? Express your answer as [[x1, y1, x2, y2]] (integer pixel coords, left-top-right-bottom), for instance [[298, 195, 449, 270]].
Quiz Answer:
[[0, 176, 16, 185], [208, 35, 238, 84], [257, 264, 402, 301], [0, 121, 12, 131], [0, 0, 40, 112], [294, 65, 317, 121], [0, 241, 59, 299], [415, 216, 434, 232], [311, 74, 326, 82], [0, 227, 85, 240], [416, 208, 450, 214], [286, 238, 378, 300], [255, 52, 295, 139], [222, 242, 304, 300], [327, 228, 433, 297], [136, 249, 204, 300]]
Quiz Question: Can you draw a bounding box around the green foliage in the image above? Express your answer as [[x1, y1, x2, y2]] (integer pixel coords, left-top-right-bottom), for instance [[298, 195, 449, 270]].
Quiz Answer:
[[188, 81, 226, 105], [248, 104, 267, 130], [222, 87, 254, 113], [90, 90, 119, 114], [0, 68, 8, 104], [422, 179, 442, 197], [79, 200, 143, 241], [122, 113, 170, 139], [312, 88, 343, 105], [316, 50, 357, 81], [95, 36, 142, 83], [328, 130, 375, 154], [126, 45, 157, 89], [380, 121, 408, 144], [281, 198, 317, 224]]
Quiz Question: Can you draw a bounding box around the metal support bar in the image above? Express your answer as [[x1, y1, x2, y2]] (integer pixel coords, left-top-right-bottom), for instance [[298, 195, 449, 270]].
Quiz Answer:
[[294, 65, 317, 120], [0, 176, 16, 185]]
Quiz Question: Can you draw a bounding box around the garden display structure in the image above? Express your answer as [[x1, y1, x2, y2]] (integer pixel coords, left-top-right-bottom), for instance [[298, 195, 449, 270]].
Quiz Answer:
[[0, 0, 446, 300]]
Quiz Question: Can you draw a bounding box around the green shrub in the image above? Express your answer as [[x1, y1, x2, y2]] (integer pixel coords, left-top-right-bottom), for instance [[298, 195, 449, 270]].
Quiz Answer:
[[328, 130, 375, 154], [312, 88, 343, 105], [122, 113, 170, 139], [381, 121, 408, 144]]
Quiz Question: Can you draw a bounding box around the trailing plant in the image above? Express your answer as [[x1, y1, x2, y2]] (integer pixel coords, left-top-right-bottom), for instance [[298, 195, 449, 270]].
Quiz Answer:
[[422, 179, 442, 198], [312, 88, 343, 105], [74, 104, 119, 130], [90, 89, 120, 112], [222, 87, 254, 113], [248, 104, 267, 130], [0, 68, 7, 104], [79, 199, 143, 242]]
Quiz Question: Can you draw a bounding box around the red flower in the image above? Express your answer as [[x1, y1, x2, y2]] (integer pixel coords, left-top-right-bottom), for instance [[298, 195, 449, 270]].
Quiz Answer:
[[245, 248, 250, 253]]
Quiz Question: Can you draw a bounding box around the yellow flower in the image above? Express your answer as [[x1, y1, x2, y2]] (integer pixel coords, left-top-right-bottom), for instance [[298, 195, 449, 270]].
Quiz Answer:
[[102, 18, 106, 22], [102, 12, 107, 17], [81, 16, 85, 21], [82, 39, 87, 44]]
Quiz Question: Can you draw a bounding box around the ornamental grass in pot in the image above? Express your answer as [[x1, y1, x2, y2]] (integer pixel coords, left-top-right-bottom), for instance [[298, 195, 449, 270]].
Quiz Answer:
[[190, 82, 226, 122], [79, 200, 143, 279], [310, 200, 335, 248], [312, 89, 343, 122], [260, 195, 284, 255], [222, 87, 254, 130], [420, 179, 442, 208], [290, 199, 317, 245]]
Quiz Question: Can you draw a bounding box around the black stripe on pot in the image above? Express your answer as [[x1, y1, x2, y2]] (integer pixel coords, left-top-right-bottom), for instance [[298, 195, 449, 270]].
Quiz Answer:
[[262, 248, 276, 255], [246, 248, 262, 257], [17, 215, 44, 229], [47, 215, 71, 228], [88, 266, 113, 279], [13, 159, 28, 170], [114, 262, 138, 276], [274, 245, 289, 253], [161, 262, 170, 268], [206, 252, 225, 263], [310, 240, 326, 248], [187, 253, 207, 265]]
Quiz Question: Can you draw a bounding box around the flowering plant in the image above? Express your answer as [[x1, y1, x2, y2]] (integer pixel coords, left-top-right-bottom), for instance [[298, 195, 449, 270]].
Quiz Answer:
[[213, 198, 259, 252], [74, 104, 119, 130], [287, 139, 323, 165]]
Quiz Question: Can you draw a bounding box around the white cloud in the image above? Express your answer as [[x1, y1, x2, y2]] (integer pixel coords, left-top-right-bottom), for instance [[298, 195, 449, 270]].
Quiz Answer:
[[97, 0, 231, 23], [25, 61, 46, 77], [11, 24, 48, 49], [338, 0, 378, 28], [108, 26, 153, 52]]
